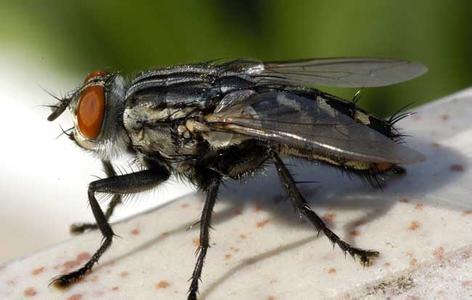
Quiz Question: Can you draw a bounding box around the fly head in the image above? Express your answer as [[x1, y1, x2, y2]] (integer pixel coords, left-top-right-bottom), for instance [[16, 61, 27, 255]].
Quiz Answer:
[[48, 70, 130, 160]]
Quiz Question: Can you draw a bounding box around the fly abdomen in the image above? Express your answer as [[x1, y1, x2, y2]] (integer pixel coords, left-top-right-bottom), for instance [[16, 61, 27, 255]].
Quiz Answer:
[[279, 144, 396, 175], [298, 90, 402, 141]]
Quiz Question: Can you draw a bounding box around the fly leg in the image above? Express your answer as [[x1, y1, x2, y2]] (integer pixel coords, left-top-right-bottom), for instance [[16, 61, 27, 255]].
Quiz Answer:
[[70, 194, 122, 234], [52, 164, 170, 288], [188, 175, 220, 300], [270, 150, 379, 265], [70, 161, 122, 234]]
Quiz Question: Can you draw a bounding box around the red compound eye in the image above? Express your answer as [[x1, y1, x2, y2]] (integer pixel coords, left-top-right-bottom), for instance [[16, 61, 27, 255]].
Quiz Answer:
[[77, 85, 105, 139], [84, 70, 107, 83]]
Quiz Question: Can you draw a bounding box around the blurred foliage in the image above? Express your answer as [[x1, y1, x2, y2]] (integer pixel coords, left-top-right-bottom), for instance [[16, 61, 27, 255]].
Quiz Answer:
[[1, 0, 472, 116]]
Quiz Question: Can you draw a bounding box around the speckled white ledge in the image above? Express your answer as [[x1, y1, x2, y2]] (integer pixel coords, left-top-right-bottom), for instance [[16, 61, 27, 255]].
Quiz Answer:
[[1, 89, 472, 299]]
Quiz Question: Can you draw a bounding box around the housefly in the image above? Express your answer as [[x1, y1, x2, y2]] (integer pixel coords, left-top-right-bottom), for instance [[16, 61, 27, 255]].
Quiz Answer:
[[47, 58, 426, 299]]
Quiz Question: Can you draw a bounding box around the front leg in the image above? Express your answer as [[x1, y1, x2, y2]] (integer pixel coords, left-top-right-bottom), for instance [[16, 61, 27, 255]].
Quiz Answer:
[[52, 164, 170, 288], [270, 150, 379, 265], [70, 160, 122, 234]]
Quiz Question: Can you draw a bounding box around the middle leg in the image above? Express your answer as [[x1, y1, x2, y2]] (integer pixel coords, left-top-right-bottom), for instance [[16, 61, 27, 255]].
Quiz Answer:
[[188, 173, 220, 300]]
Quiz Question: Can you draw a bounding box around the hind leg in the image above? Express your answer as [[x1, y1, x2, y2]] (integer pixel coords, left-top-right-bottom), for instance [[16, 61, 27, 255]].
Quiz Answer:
[[270, 150, 379, 265]]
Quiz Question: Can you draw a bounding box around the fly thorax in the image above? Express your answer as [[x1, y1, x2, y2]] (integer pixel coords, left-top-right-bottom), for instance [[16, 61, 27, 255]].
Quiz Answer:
[[123, 104, 200, 157], [69, 73, 129, 161], [185, 119, 248, 149]]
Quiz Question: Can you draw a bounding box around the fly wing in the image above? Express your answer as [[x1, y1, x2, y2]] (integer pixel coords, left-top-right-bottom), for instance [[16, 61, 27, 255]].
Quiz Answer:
[[258, 58, 427, 88], [207, 91, 425, 164]]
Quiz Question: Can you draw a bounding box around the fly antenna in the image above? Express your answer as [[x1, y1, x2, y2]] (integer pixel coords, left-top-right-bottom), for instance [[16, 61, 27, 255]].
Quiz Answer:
[[47, 97, 72, 121], [40, 85, 72, 121]]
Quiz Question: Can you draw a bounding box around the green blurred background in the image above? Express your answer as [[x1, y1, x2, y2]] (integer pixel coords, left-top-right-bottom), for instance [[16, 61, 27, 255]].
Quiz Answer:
[[2, 0, 472, 116]]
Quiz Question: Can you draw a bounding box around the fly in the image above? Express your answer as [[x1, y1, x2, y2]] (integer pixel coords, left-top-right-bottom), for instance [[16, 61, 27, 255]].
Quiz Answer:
[[47, 58, 427, 299]]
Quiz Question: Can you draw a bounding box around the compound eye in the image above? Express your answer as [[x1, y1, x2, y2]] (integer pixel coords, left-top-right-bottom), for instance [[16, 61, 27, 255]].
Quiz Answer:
[[77, 85, 106, 139], [84, 70, 107, 83]]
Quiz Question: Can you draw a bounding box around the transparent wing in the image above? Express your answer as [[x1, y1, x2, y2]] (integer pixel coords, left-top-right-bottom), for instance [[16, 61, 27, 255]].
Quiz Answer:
[[258, 58, 427, 88], [207, 91, 425, 164]]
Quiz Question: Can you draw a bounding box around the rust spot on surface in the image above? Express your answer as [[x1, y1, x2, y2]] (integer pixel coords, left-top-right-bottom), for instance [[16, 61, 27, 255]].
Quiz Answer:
[[85, 275, 98, 283], [256, 219, 270, 228], [239, 233, 247, 240], [440, 113, 450, 120], [61, 252, 91, 273], [233, 208, 243, 215], [384, 262, 391, 267], [24, 287, 37, 297], [180, 203, 189, 208], [350, 230, 360, 236], [155, 280, 170, 289], [31, 267, 45, 275], [120, 271, 129, 277], [414, 203, 424, 210], [112, 286, 119, 291], [398, 197, 410, 203], [327, 267, 336, 274], [463, 210, 472, 216], [408, 221, 420, 231], [254, 204, 263, 212], [267, 296, 276, 300], [322, 212, 336, 224], [449, 164, 465, 172], [406, 251, 418, 267], [409, 258, 418, 267], [61, 261, 76, 272], [131, 228, 140, 236], [462, 280, 472, 287], [224, 253, 232, 260], [193, 237, 200, 248], [433, 246, 445, 260], [77, 252, 91, 260], [67, 295, 82, 300]]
